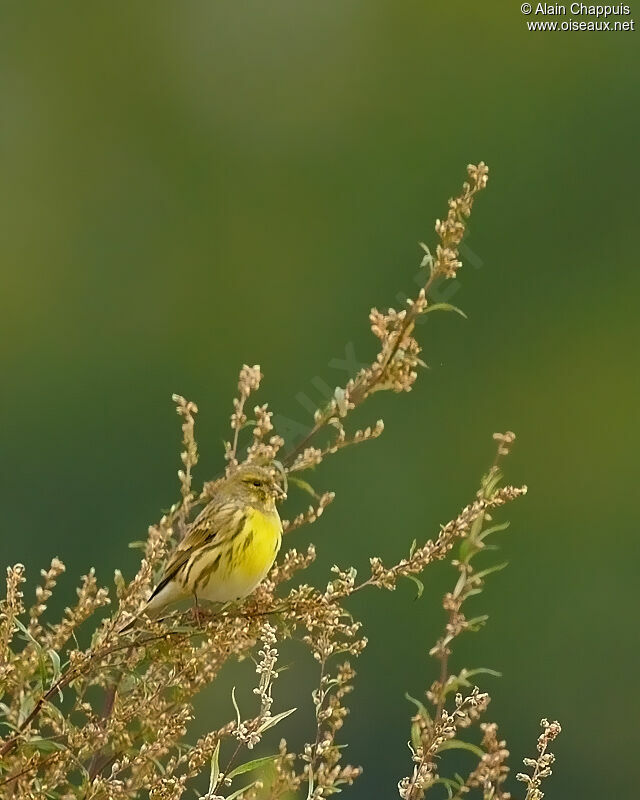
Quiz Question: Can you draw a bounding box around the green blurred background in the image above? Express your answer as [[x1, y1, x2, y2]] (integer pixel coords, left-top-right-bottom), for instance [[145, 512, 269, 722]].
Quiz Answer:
[[1, 2, 638, 797]]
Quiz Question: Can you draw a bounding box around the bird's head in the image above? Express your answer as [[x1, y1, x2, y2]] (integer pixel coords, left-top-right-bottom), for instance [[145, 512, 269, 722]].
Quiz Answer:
[[231, 464, 286, 509]]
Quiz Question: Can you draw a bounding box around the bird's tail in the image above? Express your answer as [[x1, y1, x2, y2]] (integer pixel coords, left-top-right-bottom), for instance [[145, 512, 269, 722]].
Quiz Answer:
[[119, 580, 183, 633]]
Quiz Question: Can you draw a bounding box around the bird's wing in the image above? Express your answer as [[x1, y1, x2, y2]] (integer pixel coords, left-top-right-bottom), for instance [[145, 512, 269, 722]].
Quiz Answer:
[[147, 500, 241, 601]]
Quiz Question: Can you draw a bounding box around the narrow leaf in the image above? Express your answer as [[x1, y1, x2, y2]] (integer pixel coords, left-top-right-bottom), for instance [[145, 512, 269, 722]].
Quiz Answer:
[[405, 574, 424, 600], [288, 477, 319, 497], [405, 693, 431, 721], [231, 686, 242, 728], [257, 707, 296, 734], [48, 650, 61, 682], [227, 754, 279, 780], [439, 739, 485, 758], [226, 780, 260, 800], [48, 649, 63, 700], [208, 740, 220, 794], [425, 302, 467, 318], [14, 618, 41, 649], [465, 667, 502, 680], [26, 737, 65, 753], [473, 562, 508, 582], [477, 521, 511, 543]]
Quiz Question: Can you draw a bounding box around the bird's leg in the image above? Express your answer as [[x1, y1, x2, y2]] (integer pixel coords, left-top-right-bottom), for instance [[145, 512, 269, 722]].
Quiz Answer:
[[192, 594, 202, 626]]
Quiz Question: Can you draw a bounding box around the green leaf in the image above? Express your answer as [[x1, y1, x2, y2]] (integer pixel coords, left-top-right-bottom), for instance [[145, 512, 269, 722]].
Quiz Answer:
[[18, 693, 36, 727], [477, 521, 511, 543], [114, 569, 126, 595], [458, 538, 474, 563], [227, 754, 279, 780], [48, 649, 61, 681], [432, 777, 461, 798], [14, 618, 41, 649], [231, 686, 242, 728], [473, 562, 508, 582], [405, 574, 424, 600], [257, 707, 297, 734], [410, 720, 422, 752], [128, 540, 147, 550], [405, 693, 431, 721], [465, 667, 502, 680], [288, 476, 318, 497], [119, 673, 139, 694], [439, 739, 485, 758], [26, 737, 66, 753], [48, 649, 63, 700], [226, 780, 260, 800], [208, 740, 221, 794], [419, 242, 434, 271], [425, 302, 467, 318], [466, 615, 489, 631]]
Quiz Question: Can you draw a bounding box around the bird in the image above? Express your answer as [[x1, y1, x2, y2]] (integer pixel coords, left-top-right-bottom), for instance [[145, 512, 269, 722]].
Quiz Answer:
[[121, 464, 285, 630]]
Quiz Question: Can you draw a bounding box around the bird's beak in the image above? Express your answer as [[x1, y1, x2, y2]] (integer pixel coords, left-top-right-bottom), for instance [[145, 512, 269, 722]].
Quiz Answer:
[[273, 482, 287, 501]]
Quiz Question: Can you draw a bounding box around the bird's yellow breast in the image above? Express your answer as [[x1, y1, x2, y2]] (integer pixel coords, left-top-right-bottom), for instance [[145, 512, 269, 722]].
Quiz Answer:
[[194, 505, 282, 603], [237, 507, 282, 581]]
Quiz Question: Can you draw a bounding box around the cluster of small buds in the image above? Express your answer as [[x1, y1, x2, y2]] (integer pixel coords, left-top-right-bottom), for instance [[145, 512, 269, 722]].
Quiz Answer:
[[268, 739, 303, 796], [326, 565, 357, 597], [468, 161, 490, 190], [254, 623, 278, 716], [368, 556, 398, 591], [172, 394, 199, 507], [303, 620, 366, 663], [428, 603, 467, 661], [244, 404, 285, 464], [493, 430, 516, 459], [327, 419, 384, 455], [252, 403, 273, 438], [376, 339, 423, 393], [399, 689, 491, 800], [289, 419, 384, 475], [234, 720, 262, 750], [366, 306, 424, 395], [226, 364, 263, 469], [267, 544, 317, 586], [238, 364, 262, 396], [286, 584, 366, 662], [0, 564, 26, 654], [368, 485, 526, 596], [290, 446, 324, 472], [282, 492, 335, 535], [433, 163, 489, 279], [246, 436, 285, 466], [28, 557, 65, 636], [303, 661, 361, 798], [467, 722, 511, 799], [46, 568, 110, 652], [407, 287, 428, 314], [398, 743, 436, 799], [453, 688, 490, 728], [229, 396, 247, 433], [369, 306, 407, 343], [516, 719, 561, 800], [234, 624, 282, 750], [116, 521, 174, 623]]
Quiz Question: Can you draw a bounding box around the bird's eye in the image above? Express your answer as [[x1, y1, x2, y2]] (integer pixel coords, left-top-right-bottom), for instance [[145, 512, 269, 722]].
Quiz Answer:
[[252, 480, 262, 487]]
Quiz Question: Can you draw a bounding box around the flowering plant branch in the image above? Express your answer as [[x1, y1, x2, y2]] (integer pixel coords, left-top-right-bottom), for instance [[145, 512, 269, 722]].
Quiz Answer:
[[0, 164, 561, 800]]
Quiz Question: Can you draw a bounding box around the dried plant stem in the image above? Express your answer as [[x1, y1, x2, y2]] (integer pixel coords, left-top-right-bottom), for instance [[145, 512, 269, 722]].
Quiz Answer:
[[0, 630, 195, 759], [0, 164, 561, 800]]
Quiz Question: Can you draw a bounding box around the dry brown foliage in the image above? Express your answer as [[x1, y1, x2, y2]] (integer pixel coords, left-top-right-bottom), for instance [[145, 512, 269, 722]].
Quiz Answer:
[[0, 165, 560, 800]]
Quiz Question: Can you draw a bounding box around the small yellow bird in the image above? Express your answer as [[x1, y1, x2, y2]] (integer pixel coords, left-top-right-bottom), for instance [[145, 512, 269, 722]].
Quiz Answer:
[[125, 464, 284, 628]]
